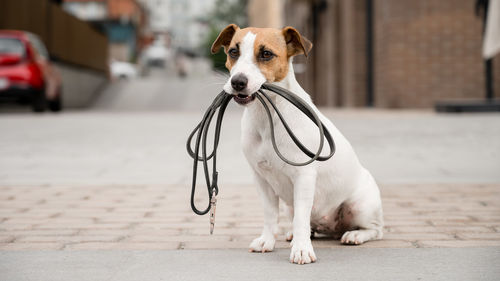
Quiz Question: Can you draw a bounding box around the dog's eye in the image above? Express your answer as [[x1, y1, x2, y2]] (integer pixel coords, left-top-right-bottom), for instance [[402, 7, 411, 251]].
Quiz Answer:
[[228, 48, 239, 59], [259, 50, 275, 61]]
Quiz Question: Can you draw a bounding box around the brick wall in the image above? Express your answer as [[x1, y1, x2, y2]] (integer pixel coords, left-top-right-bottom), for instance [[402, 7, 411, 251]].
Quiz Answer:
[[107, 0, 140, 20], [338, 0, 368, 107], [374, 0, 497, 108], [284, 0, 368, 107], [283, 0, 315, 102], [275, 0, 499, 108]]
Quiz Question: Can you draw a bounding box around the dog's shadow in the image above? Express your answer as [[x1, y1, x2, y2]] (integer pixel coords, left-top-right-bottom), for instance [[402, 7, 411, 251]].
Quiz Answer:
[[310, 233, 359, 247]]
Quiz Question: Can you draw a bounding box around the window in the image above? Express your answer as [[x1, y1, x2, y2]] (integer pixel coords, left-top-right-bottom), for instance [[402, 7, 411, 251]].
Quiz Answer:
[[0, 38, 25, 57]]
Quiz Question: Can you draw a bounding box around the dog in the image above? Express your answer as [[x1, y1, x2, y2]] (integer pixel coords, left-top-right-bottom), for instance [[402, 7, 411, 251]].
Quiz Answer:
[[211, 24, 384, 264]]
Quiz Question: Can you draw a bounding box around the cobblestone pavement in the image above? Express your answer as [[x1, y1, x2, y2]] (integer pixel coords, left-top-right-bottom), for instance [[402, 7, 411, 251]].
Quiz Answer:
[[0, 183, 499, 250]]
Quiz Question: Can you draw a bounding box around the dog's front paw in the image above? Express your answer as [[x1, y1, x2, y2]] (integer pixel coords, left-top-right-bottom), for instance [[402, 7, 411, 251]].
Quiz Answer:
[[249, 235, 275, 253], [290, 239, 316, 264]]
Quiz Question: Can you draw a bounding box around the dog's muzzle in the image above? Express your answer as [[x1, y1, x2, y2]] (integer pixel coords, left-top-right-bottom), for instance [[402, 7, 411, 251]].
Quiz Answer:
[[233, 93, 255, 105]]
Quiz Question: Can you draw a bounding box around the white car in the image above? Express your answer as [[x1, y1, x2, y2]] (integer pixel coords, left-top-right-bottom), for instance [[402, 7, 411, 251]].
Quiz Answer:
[[110, 61, 137, 80], [144, 43, 170, 67]]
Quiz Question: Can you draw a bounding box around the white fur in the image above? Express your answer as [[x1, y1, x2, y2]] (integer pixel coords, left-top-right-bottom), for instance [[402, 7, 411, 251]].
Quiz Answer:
[[227, 32, 384, 264], [223, 32, 266, 96]]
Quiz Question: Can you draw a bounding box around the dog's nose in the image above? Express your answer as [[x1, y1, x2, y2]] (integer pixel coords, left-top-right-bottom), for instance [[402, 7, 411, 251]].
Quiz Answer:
[[231, 74, 248, 92]]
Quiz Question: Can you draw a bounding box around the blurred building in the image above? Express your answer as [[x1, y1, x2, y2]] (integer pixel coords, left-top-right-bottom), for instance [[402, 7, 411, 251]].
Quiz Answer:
[[136, 0, 170, 33], [249, 0, 500, 108], [63, 0, 147, 61], [62, 0, 107, 20], [248, 0, 284, 29], [137, 0, 214, 51], [169, 0, 214, 50]]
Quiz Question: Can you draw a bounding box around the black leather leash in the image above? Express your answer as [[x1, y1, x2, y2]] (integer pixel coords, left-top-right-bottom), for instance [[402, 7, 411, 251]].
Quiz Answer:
[[186, 83, 336, 234]]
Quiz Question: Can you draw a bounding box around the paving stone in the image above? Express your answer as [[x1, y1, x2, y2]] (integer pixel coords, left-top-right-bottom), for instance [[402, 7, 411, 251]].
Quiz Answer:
[[126, 235, 232, 242], [16, 235, 123, 243], [0, 236, 15, 243], [64, 242, 180, 250], [418, 240, 500, 248], [0, 184, 498, 250], [0, 242, 64, 250], [455, 233, 500, 240], [182, 241, 251, 249]]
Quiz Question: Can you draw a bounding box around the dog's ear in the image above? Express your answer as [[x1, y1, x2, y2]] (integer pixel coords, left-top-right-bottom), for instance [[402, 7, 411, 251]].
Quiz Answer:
[[211, 24, 239, 54], [282, 26, 313, 57]]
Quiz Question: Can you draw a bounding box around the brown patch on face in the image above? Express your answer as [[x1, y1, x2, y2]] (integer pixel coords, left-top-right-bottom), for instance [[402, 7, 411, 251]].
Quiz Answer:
[[252, 28, 290, 82]]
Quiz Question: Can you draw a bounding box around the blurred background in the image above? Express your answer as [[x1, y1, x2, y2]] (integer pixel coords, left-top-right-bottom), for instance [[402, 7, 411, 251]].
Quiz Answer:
[[0, 0, 498, 112]]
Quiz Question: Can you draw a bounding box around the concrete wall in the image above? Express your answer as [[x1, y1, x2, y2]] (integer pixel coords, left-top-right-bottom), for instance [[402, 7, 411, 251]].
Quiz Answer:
[[54, 62, 108, 108]]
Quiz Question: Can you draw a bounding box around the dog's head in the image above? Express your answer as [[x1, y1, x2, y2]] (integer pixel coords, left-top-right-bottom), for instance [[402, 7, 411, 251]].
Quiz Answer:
[[211, 25, 312, 105]]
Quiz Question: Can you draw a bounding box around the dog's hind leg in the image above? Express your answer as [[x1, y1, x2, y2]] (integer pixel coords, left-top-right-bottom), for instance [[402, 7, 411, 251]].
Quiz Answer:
[[341, 171, 384, 245], [340, 209, 383, 245], [283, 203, 294, 241]]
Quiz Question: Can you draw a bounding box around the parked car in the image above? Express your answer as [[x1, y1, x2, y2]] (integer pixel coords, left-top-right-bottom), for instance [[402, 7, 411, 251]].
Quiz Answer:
[[0, 30, 62, 112], [143, 41, 170, 68], [110, 60, 138, 80]]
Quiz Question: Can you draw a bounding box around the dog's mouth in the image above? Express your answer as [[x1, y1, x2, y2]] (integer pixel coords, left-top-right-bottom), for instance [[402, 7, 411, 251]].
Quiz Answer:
[[233, 93, 256, 105]]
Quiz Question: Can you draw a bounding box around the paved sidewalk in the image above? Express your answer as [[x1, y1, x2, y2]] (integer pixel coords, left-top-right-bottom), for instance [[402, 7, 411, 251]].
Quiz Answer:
[[1, 107, 499, 279], [1, 183, 499, 250], [2, 248, 499, 281], [1, 110, 500, 250]]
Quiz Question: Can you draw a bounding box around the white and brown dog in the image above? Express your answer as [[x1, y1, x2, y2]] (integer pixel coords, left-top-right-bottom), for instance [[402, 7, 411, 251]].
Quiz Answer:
[[211, 24, 384, 264]]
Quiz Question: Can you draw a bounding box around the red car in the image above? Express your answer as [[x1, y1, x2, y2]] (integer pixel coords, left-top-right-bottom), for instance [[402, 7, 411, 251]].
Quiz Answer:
[[0, 30, 62, 112]]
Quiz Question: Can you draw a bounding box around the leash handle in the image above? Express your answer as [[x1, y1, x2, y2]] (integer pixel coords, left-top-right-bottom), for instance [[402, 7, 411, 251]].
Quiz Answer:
[[187, 92, 231, 216]]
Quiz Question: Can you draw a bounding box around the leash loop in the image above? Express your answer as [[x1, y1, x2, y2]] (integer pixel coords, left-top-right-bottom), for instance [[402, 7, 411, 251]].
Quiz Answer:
[[186, 84, 336, 222]]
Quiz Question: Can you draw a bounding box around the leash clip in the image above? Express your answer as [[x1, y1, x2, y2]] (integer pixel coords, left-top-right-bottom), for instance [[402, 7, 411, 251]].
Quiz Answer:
[[209, 187, 217, 235]]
